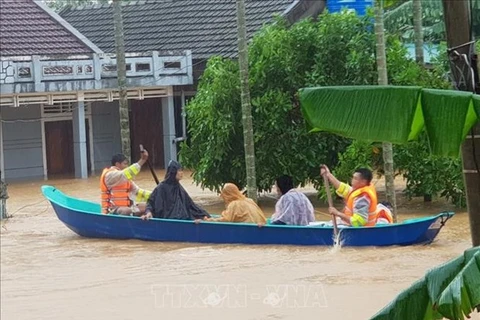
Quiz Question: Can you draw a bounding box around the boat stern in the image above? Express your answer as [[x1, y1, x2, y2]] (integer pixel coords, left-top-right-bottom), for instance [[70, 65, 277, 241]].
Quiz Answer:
[[416, 211, 455, 245]]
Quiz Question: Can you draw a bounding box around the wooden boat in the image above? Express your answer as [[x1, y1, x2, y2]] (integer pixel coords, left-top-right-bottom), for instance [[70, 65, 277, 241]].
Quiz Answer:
[[42, 185, 454, 247]]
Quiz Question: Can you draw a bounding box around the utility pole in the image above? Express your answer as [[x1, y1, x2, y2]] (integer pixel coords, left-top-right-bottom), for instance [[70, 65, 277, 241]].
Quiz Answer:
[[113, 0, 131, 162], [235, 0, 258, 202], [442, 0, 480, 246]]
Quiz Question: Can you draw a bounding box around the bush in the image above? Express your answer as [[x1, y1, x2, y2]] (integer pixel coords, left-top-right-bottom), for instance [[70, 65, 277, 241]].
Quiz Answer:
[[394, 133, 466, 207], [180, 10, 460, 198]]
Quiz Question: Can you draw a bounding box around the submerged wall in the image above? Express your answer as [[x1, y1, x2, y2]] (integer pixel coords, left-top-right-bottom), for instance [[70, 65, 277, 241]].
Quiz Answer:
[[1, 105, 43, 180]]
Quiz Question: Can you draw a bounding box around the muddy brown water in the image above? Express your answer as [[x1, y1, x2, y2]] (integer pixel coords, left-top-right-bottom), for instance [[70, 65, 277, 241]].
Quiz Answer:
[[1, 171, 478, 320]]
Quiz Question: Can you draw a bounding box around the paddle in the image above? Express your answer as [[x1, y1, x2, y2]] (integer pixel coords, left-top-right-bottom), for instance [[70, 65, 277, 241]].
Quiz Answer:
[[139, 144, 159, 185], [322, 173, 339, 239]]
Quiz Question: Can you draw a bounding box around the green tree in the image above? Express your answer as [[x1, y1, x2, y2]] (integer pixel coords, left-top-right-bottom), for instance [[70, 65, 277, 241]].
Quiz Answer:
[[384, 0, 445, 43], [331, 141, 384, 185], [180, 12, 451, 194], [394, 133, 466, 207]]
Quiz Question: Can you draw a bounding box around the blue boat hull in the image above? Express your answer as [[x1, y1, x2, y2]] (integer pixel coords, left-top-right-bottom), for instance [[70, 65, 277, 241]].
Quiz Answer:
[[42, 185, 454, 247]]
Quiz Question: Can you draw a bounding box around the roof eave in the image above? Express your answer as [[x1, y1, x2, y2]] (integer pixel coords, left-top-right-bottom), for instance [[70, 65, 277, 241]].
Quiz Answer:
[[281, 0, 326, 24], [281, 0, 301, 16], [0, 53, 94, 61]]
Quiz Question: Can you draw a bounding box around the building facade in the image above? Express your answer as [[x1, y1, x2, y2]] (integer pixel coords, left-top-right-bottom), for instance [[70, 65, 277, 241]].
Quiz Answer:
[[0, 0, 193, 181]]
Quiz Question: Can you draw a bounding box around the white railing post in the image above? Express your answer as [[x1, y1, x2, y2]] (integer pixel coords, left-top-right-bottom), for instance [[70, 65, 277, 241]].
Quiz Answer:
[[151, 51, 160, 80], [32, 55, 44, 92], [185, 50, 193, 83], [93, 53, 102, 81]]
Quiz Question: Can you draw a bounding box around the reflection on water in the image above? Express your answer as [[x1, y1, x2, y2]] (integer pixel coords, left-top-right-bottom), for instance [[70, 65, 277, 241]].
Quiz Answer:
[[1, 172, 477, 320]]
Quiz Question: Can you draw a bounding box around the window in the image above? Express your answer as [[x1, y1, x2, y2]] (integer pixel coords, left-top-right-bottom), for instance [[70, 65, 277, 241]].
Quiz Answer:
[[42, 102, 92, 118]]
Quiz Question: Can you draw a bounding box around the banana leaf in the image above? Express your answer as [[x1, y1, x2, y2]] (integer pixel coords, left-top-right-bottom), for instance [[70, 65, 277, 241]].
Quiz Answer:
[[474, 95, 480, 118], [370, 247, 480, 320], [299, 86, 480, 157], [435, 249, 480, 320], [421, 89, 477, 157]]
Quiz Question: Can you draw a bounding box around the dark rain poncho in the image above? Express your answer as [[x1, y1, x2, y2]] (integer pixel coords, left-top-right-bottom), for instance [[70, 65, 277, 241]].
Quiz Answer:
[[146, 161, 210, 220]]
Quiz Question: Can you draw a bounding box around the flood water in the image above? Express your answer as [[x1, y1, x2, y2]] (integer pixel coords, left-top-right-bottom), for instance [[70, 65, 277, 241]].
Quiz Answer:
[[1, 170, 478, 320]]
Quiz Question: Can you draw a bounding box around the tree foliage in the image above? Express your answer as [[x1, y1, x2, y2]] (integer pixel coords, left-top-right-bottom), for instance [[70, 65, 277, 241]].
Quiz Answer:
[[384, 0, 445, 43], [394, 133, 466, 207], [332, 141, 384, 185], [384, 0, 480, 43], [180, 11, 452, 194]]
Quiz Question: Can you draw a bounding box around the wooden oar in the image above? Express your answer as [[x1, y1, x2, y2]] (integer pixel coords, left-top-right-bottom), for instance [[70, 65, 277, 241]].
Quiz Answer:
[[323, 174, 339, 239], [139, 144, 160, 185]]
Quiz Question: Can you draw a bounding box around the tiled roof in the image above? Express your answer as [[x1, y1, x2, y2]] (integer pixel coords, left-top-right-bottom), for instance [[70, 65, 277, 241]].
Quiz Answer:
[[60, 0, 298, 59], [0, 0, 100, 57]]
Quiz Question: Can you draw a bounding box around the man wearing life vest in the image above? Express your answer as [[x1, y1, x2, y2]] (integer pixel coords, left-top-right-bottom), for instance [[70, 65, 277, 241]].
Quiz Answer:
[[100, 150, 152, 216], [376, 202, 394, 224], [320, 165, 378, 227]]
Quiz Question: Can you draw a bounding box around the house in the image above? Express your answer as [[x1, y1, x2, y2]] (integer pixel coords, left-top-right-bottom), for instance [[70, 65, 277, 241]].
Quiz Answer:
[[0, 0, 194, 181], [1, 0, 375, 182], [59, 0, 327, 115]]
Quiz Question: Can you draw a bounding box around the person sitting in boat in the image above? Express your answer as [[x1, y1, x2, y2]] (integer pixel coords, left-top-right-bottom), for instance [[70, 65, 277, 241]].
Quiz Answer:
[[270, 175, 316, 226], [140, 160, 211, 221], [206, 183, 267, 224], [100, 150, 152, 216], [376, 201, 394, 225], [320, 165, 378, 227]]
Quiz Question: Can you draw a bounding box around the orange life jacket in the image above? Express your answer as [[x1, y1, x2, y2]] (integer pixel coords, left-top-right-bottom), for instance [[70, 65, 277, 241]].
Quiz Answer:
[[100, 167, 132, 214], [344, 184, 378, 226], [375, 204, 394, 224]]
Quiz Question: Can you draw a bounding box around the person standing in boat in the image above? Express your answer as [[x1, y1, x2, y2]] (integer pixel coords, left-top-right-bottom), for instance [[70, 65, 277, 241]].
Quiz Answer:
[[270, 175, 316, 226], [140, 160, 210, 221], [320, 165, 378, 227], [100, 150, 152, 216], [206, 183, 267, 224]]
